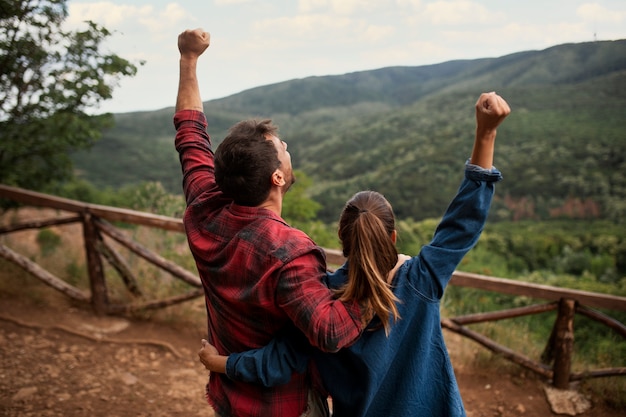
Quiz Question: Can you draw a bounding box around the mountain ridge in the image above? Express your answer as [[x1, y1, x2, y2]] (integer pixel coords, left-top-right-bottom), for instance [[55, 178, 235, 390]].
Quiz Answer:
[[73, 39, 626, 223]]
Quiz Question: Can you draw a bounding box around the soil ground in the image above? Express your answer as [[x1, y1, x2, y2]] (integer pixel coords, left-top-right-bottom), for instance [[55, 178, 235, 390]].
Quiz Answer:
[[0, 292, 623, 417]]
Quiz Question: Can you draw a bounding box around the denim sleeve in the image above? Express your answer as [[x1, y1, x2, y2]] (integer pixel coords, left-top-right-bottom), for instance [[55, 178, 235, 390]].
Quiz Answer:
[[225, 329, 310, 387], [404, 160, 501, 299], [464, 159, 503, 182]]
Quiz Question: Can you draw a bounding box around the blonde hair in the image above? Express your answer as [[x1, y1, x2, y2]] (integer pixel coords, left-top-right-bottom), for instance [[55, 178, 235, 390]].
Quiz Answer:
[[336, 191, 400, 335]]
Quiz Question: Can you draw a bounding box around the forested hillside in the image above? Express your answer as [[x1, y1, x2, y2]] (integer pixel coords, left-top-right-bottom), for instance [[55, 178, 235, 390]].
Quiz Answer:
[[72, 39, 626, 223]]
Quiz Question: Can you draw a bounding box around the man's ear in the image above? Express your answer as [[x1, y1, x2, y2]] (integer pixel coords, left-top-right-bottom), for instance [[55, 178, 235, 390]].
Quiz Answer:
[[272, 169, 286, 187]]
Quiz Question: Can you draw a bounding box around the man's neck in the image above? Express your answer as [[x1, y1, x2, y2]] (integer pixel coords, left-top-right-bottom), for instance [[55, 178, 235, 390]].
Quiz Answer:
[[258, 189, 283, 217]]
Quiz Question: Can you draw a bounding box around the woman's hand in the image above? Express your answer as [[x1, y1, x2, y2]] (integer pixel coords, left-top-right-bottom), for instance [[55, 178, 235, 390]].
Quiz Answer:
[[198, 339, 228, 373]]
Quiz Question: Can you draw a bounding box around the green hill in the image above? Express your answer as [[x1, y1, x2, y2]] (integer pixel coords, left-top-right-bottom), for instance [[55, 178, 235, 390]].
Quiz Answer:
[[72, 39, 626, 223]]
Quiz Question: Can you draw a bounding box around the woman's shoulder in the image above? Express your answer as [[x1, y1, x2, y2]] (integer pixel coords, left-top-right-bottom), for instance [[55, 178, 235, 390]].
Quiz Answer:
[[388, 254, 411, 282]]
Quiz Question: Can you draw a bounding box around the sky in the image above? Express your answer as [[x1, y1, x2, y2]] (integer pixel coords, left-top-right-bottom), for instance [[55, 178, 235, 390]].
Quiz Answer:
[[65, 0, 626, 114]]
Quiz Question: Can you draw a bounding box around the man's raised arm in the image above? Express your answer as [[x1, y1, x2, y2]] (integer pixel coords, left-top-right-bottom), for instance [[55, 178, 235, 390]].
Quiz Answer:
[[173, 29, 218, 206], [176, 29, 210, 112]]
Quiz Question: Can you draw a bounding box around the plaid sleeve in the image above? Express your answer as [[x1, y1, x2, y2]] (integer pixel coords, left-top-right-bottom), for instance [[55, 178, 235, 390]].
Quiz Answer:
[[276, 250, 362, 352], [173, 110, 219, 206]]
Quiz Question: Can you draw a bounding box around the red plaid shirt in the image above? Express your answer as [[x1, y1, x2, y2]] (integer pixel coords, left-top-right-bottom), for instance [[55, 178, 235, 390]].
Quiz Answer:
[[174, 110, 362, 417]]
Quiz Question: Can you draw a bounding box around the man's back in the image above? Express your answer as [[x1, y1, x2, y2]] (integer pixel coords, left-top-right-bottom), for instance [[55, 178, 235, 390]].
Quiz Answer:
[[191, 203, 324, 416], [186, 198, 326, 349]]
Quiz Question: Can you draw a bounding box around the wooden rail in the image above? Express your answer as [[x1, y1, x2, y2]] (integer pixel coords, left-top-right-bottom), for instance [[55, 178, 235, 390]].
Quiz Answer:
[[1, 184, 625, 389]]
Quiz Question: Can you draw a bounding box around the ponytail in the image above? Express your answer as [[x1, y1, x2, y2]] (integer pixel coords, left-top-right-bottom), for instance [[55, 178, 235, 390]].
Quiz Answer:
[[337, 191, 400, 335]]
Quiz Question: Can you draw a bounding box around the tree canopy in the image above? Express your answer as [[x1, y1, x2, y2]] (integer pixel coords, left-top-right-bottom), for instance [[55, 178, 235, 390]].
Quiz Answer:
[[0, 0, 141, 193]]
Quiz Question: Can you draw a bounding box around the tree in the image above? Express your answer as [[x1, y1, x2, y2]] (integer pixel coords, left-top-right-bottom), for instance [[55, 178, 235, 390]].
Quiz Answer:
[[282, 170, 322, 224], [0, 0, 141, 193]]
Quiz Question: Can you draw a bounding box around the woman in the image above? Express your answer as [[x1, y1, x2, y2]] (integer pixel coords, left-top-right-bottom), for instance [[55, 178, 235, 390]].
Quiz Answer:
[[199, 92, 511, 417]]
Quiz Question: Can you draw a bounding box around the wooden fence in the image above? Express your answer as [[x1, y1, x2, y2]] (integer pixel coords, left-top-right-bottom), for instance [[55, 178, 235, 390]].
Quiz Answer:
[[1, 184, 625, 389]]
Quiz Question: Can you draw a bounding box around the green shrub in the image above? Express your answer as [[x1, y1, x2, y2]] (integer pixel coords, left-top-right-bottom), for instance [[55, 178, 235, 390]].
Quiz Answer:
[[36, 228, 61, 257]]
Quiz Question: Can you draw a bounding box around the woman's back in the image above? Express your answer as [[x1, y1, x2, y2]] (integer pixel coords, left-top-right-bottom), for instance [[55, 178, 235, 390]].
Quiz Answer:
[[315, 260, 461, 416], [313, 168, 500, 416]]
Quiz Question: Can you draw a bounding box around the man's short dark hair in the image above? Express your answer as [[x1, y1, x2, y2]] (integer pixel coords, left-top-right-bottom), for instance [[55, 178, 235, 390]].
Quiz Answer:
[[214, 119, 281, 206]]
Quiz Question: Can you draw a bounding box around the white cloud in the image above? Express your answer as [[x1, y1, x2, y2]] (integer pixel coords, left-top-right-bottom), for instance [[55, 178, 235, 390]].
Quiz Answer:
[[299, 0, 390, 15], [67, 2, 193, 32], [362, 24, 396, 42], [423, 0, 505, 25], [67, 2, 152, 28], [215, 0, 254, 5], [138, 3, 189, 32], [251, 13, 396, 46], [253, 14, 352, 39], [299, 0, 327, 13], [577, 3, 625, 23], [396, 0, 421, 9]]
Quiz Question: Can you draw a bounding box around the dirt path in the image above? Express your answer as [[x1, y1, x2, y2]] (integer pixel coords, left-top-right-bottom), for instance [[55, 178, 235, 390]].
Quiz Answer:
[[0, 290, 623, 417]]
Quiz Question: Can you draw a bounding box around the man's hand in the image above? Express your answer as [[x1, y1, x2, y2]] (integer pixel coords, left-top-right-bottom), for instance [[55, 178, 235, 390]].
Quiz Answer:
[[475, 92, 511, 133], [178, 29, 210, 60]]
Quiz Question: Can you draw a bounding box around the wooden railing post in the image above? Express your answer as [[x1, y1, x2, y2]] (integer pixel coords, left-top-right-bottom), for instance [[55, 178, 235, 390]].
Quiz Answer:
[[553, 298, 576, 389], [82, 212, 108, 315]]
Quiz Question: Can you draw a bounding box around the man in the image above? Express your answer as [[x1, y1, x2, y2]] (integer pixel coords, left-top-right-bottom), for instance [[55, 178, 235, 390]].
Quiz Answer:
[[174, 28, 362, 417]]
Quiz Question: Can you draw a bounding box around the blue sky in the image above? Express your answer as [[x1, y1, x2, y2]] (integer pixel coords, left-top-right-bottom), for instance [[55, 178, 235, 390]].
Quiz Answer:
[[66, 0, 626, 114]]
